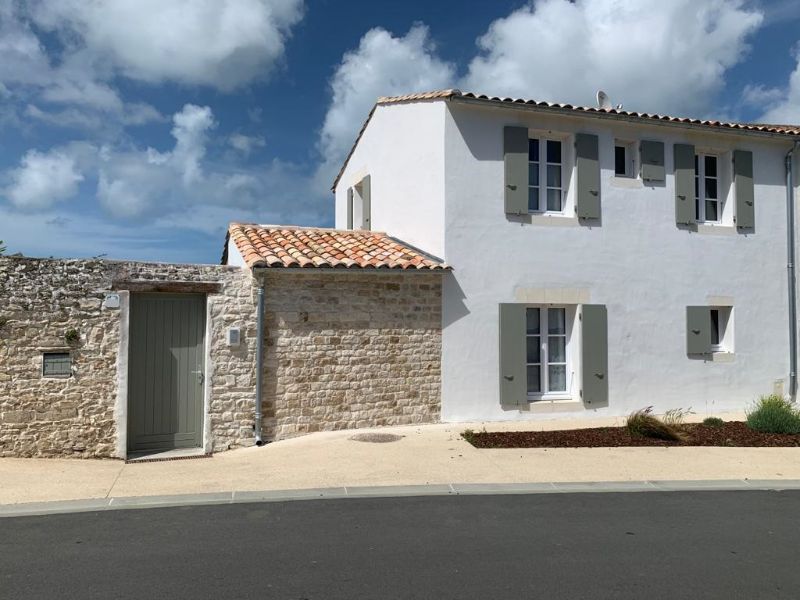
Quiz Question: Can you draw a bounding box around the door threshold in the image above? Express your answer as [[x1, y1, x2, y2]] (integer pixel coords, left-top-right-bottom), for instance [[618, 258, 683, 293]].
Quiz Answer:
[[126, 447, 210, 464]]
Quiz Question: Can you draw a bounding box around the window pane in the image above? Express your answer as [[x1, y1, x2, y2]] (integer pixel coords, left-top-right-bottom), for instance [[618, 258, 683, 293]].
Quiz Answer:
[[528, 138, 539, 161], [546, 140, 561, 164], [710, 309, 720, 346], [528, 187, 539, 211], [526, 308, 540, 334], [527, 336, 541, 364], [696, 198, 701, 220], [694, 173, 699, 199], [705, 177, 717, 199], [705, 200, 718, 221], [548, 336, 566, 362], [548, 365, 567, 392], [529, 163, 539, 186], [705, 155, 717, 178], [615, 146, 626, 175], [546, 164, 561, 188], [546, 188, 562, 211], [527, 365, 541, 393], [548, 308, 566, 334], [694, 154, 699, 171]]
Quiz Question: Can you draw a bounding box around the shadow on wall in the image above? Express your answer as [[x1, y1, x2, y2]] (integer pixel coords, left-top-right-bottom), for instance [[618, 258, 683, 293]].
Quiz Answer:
[[442, 271, 469, 328]]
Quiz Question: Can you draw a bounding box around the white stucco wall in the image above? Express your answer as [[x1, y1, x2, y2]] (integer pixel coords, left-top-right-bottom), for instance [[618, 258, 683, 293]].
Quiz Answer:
[[334, 102, 447, 260], [441, 101, 798, 422]]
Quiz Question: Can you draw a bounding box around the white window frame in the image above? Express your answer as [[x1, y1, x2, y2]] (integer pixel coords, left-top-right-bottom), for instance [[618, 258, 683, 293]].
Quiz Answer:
[[528, 137, 565, 215], [614, 140, 637, 179], [696, 153, 721, 224], [709, 306, 734, 354], [526, 306, 573, 401]]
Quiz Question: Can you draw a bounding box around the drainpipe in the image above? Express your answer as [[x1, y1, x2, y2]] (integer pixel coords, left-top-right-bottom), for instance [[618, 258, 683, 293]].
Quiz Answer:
[[254, 279, 266, 445], [786, 141, 800, 401]]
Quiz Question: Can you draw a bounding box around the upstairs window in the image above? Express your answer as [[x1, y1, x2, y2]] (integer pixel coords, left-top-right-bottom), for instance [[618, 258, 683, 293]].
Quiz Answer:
[[614, 140, 636, 178], [528, 138, 563, 213], [695, 154, 720, 223]]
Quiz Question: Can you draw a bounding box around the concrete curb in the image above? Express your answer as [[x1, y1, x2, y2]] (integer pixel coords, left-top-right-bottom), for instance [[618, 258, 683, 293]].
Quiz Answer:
[[3, 479, 800, 518]]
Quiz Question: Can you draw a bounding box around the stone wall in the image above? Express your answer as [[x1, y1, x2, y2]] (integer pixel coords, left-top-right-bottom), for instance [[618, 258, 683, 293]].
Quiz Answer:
[[0, 257, 256, 458], [260, 271, 442, 439], [0, 256, 443, 458]]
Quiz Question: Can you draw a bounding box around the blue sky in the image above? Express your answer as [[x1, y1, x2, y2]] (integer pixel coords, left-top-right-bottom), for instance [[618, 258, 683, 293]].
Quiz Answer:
[[1, 0, 799, 263]]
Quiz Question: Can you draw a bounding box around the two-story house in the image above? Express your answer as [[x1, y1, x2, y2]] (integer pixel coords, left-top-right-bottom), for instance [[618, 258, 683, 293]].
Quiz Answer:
[[333, 89, 800, 423]]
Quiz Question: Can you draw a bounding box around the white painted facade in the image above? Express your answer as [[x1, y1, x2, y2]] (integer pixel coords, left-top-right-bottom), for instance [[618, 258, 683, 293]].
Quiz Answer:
[[335, 96, 800, 422]]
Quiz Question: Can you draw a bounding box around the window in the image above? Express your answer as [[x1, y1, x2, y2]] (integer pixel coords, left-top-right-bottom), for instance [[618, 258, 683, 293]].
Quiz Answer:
[[614, 141, 636, 178], [42, 352, 71, 377], [695, 154, 720, 223], [710, 306, 732, 353], [348, 175, 371, 230], [526, 307, 569, 398], [528, 138, 563, 213]]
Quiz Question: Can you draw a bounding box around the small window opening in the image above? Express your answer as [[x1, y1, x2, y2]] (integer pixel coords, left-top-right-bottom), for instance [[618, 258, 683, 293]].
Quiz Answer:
[[43, 352, 71, 378]]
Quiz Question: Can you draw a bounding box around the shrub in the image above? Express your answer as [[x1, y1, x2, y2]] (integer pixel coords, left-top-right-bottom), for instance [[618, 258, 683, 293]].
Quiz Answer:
[[746, 395, 800, 434], [64, 328, 80, 344], [703, 416, 724, 428], [626, 407, 685, 441], [462, 429, 477, 445], [663, 407, 693, 430]]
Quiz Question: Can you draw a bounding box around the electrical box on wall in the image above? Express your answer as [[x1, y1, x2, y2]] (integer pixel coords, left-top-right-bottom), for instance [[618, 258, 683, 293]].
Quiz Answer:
[[103, 293, 120, 309], [227, 327, 241, 346]]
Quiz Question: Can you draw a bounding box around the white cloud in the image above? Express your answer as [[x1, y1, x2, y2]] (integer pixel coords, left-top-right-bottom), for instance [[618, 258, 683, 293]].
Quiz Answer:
[[229, 133, 266, 155], [463, 0, 763, 116], [316, 24, 455, 189], [4, 149, 84, 210], [29, 0, 305, 90], [751, 51, 800, 124]]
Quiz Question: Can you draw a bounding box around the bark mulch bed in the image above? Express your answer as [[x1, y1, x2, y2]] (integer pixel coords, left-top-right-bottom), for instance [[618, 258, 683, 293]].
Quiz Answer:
[[462, 421, 800, 448]]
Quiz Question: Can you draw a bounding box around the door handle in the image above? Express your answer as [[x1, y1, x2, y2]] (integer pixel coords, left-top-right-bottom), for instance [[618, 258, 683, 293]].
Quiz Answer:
[[191, 370, 205, 384]]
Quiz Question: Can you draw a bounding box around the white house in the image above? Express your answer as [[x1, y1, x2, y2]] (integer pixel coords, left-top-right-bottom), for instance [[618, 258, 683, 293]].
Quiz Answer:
[[333, 89, 800, 423]]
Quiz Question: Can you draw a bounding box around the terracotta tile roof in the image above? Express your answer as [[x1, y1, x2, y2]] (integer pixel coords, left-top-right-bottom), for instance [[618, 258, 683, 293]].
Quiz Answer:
[[332, 89, 800, 189], [226, 223, 449, 271]]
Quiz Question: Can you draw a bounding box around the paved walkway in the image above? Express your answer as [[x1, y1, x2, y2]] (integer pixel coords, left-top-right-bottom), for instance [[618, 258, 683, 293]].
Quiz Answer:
[[3, 411, 800, 508]]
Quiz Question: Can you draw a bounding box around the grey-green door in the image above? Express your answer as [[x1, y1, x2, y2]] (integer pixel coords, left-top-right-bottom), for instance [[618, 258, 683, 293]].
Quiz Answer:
[[128, 293, 206, 452]]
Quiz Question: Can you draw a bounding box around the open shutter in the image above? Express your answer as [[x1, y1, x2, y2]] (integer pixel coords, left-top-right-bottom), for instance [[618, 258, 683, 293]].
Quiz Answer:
[[346, 188, 354, 229], [640, 140, 665, 184], [504, 126, 528, 215], [361, 175, 371, 230], [575, 133, 601, 219], [674, 143, 695, 225], [581, 304, 608, 407], [499, 303, 527, 406], [734, 150, 754, 229], [686, 306, 711, 355]]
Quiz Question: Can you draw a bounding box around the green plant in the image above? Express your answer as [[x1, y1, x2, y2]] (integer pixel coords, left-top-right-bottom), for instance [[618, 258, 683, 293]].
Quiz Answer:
[[703, 416, 724, 428], [746, 395, 800, 434], [626, 407, 685, 441], [0, 240, 5, 255], [64, 328, 80, 344], [462, 429, 477, 445]]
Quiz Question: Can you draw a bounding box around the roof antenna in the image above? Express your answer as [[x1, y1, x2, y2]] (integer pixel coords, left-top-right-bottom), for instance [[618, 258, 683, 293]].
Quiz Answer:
[[596, 90, 612, 110]]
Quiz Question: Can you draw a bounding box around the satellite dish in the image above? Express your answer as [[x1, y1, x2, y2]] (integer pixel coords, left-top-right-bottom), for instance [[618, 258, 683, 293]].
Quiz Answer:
[[596, 90, 612, 110]]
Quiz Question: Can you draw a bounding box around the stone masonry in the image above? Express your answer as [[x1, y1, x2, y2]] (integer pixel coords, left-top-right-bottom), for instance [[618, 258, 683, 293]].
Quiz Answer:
[[0, 256, 443, 458], [0, 257, 256, 458], [260, 271, 442, 438]]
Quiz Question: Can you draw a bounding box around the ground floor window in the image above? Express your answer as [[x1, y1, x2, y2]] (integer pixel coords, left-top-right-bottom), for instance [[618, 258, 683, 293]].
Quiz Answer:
[[526, 307, 569, 398]]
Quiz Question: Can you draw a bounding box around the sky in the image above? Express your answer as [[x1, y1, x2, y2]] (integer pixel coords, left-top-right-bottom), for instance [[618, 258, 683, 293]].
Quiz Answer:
[[1, 0, 800, 264]]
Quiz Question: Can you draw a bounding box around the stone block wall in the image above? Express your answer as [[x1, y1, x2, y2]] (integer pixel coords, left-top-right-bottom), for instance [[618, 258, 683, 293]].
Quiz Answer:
[[261, 271, 442, 439], [0, 257, 256, 458]]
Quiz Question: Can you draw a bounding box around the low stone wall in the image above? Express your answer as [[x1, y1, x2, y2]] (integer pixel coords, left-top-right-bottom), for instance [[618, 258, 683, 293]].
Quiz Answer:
[[261, 271, 442, 438], [0, 257, 255, 458]]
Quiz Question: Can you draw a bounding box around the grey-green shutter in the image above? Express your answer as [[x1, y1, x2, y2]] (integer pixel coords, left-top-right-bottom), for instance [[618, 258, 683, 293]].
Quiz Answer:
[[499, 303, 527, 406], [504, 126, 528, 215], [674, 143, 696, 225], [346, 188, 353, 229], [361, 175, 371, 230], [686, 306, 711, 355], [640, 140, 665, 184], [575, 133, 601, 219], [581, 304, 608, 407], [734, 150, 754, 229]]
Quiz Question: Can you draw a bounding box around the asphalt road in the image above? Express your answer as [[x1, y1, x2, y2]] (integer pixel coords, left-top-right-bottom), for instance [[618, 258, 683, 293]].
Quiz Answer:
[[2, 490, 799, 599]]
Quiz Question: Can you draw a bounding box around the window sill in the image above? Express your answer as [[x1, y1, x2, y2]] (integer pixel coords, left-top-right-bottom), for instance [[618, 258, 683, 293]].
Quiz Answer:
[[696, 223, 735, 236], [710, 351, 735, 363], [521, 399, 583, 413], [610, 176, 642, 189], [527, 213, 579, 227]]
